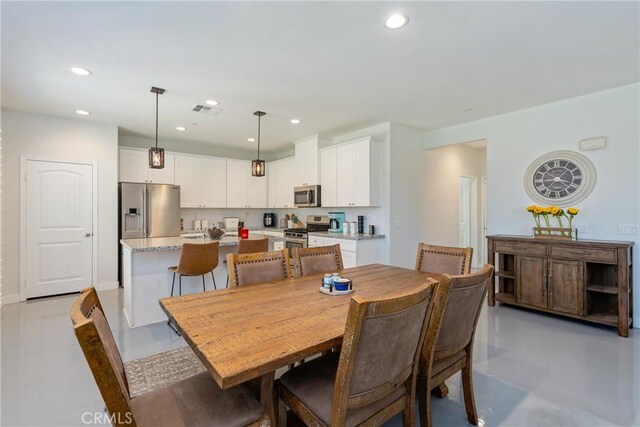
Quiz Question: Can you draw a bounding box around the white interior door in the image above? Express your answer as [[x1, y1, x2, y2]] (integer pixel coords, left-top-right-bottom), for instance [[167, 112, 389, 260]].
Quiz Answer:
[[459, 176, 478, 267], [26, 160, 94, 298]]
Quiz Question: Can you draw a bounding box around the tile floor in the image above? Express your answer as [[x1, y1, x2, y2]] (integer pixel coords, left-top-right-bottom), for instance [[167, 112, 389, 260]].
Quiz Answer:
[[1, 288, 638, 426]]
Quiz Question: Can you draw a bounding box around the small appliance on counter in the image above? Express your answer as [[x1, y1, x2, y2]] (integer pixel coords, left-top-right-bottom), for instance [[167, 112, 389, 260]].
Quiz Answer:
[[263, 213, 276, 227], [328, 212, 346, 233], [223, 217, 240, 235]]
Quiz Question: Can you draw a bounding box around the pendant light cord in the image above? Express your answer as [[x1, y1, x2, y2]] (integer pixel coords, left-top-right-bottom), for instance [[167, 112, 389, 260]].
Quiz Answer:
[[155, 91, 159, 149], [257, 114, 261, 159]]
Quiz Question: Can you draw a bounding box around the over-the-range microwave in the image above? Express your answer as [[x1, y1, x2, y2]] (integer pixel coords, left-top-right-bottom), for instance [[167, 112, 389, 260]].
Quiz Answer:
[[294, 185, 321, 207]]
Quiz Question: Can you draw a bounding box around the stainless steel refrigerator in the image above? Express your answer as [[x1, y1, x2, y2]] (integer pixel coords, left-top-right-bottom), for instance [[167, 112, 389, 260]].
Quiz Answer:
[[119, 183, 181, 239], [118, 182, 181, 285]]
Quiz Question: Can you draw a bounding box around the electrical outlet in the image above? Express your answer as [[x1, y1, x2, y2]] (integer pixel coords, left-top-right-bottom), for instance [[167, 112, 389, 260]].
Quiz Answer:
[[618, 224, 640, 235]]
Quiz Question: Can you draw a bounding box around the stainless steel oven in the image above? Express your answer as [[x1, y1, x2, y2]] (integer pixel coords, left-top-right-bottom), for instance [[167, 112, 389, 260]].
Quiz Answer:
[[294, 185, 321, 208], [284, 229, 308, 252]]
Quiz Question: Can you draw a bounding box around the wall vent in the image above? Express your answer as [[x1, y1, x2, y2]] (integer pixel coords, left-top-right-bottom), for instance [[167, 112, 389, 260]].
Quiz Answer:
[[192, 105, 223, 116]]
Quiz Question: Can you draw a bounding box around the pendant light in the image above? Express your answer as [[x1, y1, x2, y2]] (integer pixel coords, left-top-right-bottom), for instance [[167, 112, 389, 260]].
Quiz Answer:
[[251, 111, 266, 177], [149, 86, 165, 169]]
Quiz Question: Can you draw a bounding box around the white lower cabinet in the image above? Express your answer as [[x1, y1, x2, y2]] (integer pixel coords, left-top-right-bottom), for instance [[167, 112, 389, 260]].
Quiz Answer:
[[308, 235, 383, 268]]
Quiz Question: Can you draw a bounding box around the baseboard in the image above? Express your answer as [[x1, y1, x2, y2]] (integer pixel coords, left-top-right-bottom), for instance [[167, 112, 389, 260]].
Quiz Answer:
[[95, 281, 120, 291], [1, 293, 20, 305]]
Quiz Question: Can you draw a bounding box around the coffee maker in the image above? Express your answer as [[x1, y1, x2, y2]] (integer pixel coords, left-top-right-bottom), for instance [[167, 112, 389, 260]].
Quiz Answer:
[[263, 213, 276, 228], [328, 212, 345, 232]]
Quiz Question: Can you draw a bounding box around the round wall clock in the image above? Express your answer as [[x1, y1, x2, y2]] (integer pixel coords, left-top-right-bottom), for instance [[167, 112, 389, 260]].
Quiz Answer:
[[523, 150, 596, 207]]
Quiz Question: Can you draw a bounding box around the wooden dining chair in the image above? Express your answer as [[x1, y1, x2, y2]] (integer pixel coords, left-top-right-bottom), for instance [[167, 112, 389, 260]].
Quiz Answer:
[[168, 242, 219, 296], [415, 243, 473, 276], [291, 244, 343, 277], [71, 287, 270, 427], [227, 248, 291, 287], [225, 238, 270, 287], [278, 278, 441, 427], [418, 264, 494, 427]]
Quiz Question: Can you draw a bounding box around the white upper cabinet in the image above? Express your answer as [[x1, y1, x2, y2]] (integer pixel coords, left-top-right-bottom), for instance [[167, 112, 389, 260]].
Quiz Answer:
[[175, 154, 226, 208], [119, 147, 175, 184], [321, 137, 382, 207], [320, 146, 338, 207], [226, 159, 267, 208], [267, 157, 295, 209], [294, 135, 326, 187]]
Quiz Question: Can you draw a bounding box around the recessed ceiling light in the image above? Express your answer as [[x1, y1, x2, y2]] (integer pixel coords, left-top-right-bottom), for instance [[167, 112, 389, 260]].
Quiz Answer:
[[290, 119, 300, 124], [70, 67, 92, 76], [205, 100, 219, 106], [248, 138, 255, 142], [76, 110, 90, 115], [176, 126, 186, 131], [384, 14, 409, 29]]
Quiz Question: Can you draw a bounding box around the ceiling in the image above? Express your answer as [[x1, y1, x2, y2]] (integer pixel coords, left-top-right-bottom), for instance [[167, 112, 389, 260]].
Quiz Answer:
[[2, 2, 638, 153]]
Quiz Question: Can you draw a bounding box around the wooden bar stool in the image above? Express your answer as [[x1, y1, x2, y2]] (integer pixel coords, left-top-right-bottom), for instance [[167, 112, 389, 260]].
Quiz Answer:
[[168, 242, 219, 296], [225, 238, 269, 287]]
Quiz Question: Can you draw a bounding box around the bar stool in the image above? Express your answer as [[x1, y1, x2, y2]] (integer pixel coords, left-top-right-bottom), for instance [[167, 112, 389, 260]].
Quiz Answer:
[[168, 242, 219, 297], [225, 238, 269, 287]]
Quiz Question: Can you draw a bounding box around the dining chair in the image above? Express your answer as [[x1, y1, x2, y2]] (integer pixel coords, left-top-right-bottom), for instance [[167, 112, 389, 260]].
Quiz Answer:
[[415, 243, 473, 276], [227, 248, 291, 287], [225, 238, 270, 287], [291, 244, 343, 277], [168, 242, 219, 296], [71, 287, 270, 427], [418, 264, 494, 427], [278, 278, 441, 427]]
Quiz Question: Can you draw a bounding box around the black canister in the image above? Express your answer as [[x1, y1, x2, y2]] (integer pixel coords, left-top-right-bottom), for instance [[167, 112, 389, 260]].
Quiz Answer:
[[357, 216, 365, 234], [369, 225, 375, 235]]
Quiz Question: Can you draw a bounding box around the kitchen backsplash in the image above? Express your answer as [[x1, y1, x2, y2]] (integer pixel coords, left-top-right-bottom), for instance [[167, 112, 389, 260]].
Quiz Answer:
[[181, 207, 386, 235]]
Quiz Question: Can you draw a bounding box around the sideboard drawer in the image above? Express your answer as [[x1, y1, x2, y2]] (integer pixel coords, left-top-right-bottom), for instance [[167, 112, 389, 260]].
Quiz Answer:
[[495, 241, 545, 257], [550, 246, 617, 263]]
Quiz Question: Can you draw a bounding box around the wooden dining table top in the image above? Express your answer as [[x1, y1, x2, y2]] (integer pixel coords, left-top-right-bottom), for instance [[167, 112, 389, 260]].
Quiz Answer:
[[159, 263, 439, 389]]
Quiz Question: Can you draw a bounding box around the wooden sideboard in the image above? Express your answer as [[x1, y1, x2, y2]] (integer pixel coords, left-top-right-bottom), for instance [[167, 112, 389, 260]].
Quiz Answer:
[[487, 235, 634, 337]]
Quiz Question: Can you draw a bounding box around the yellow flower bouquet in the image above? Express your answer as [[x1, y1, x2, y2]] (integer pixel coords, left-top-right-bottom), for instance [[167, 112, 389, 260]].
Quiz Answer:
[[525, 205, 579, 239]]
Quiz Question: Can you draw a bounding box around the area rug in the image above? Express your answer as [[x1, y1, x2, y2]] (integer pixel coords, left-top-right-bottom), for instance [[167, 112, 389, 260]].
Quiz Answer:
[[125, 346, 206, 397]]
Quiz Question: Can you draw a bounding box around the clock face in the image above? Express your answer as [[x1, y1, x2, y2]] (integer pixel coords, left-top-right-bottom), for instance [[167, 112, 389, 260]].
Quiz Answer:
[[533, 159, 582, 199], [524, 150, 596, 207]]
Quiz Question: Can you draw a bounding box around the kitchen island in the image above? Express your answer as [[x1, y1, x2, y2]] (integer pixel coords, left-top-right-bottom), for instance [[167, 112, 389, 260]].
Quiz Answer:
[[120, 234, 283, 328]]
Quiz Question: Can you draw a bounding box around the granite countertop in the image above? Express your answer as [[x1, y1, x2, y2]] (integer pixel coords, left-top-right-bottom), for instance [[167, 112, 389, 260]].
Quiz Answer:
[[121, 235, 283, 253], [308, 231, 385, 241]]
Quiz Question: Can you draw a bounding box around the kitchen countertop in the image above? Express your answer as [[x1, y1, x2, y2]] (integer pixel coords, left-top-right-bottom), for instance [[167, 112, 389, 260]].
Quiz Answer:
[[121, 235, 283, 253], [308, 231, 385, 240]]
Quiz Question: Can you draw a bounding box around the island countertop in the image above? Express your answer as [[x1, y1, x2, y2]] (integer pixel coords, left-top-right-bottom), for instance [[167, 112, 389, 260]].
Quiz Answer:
[[307, 231, 385, 240], [121, 235, 283, 253]]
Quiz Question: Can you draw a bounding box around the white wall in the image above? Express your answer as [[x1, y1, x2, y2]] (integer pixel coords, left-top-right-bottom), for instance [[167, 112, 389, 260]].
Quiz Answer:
[[1, 109, 119, 301], [388, 123, 427, 268], [422, 144, 486, 261], [424, 83, 640, 326]]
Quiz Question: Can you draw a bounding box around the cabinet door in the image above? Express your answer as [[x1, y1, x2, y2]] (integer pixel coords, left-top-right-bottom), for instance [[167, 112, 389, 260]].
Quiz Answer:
[[247, 174, 267, 208], [201, 158, 227, 208], [548, 259, 584, 315], [279, 158, 295, 208], [336, 144, 356, 206], [342, 251, 357, 268], [174, 155, 202, 208], [226, 160, 249, 208], [267, 161, 279, 208], [148, 153, 175, 184], [320, 147, 337, 207], [295, 137, 318, 186], [516, 256, 547, 309], [354, 140, 370, 206], [119, 148, 149, 183]]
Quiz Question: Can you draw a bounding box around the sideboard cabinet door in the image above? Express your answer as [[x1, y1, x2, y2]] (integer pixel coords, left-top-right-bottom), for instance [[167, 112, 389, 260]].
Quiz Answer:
[[548, 259, 584, 315], [516, 256, 547, 309]]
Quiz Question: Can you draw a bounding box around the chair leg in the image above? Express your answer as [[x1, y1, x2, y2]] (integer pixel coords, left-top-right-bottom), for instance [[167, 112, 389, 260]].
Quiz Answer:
[[462, 362, 479, 425], [226, 275, 229, 288], [170, 272, 176, 297], [167, 319, 181, 336], [432, 382, 449, 398], [402, 391, 415, 427], [202, 274, 206, 292], [418, 373, 432, 427], [179, 275, 182, 296], [211, 271, 217, 290], [278, 400, 288, 427]]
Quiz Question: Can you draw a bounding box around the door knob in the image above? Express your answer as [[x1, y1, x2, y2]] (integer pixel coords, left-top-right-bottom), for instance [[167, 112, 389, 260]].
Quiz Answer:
[[85, 232, 92, 237]]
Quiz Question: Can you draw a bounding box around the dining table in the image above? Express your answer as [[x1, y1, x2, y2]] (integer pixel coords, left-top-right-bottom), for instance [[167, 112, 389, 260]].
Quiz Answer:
[[159, 263, 440, 425]]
